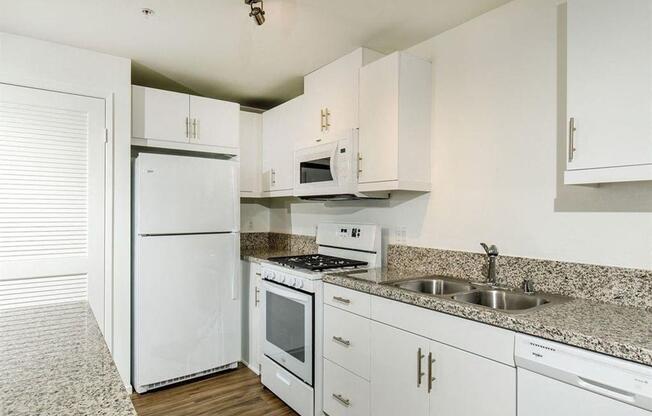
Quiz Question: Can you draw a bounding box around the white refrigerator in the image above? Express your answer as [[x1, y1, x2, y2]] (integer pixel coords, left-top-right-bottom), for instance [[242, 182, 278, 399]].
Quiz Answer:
[[132, 153, 241, 393]]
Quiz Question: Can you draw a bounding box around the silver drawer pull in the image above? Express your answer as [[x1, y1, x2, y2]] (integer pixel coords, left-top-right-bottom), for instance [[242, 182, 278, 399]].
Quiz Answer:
[[332, 336, 351, 347], [332, 296, 351, 305], [332, 393, 351, 407]]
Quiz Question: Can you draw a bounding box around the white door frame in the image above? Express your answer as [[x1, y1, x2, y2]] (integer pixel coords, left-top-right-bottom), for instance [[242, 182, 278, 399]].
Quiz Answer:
[[0, 74, 115, 348]]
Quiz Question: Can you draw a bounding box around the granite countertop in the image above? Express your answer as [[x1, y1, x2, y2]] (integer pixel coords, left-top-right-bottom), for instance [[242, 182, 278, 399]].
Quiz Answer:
[[323, 268, 652, 367], [0, 302, 137, 416]]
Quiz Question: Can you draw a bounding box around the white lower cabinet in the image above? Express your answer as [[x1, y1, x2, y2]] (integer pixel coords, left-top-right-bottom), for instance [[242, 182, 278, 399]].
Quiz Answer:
[[323, 304, 370, 380], [241, 260, 262, 374], [321, 284, 516, 416], [323, 358, 370, 416], [428, 340, 516, 416], [369, 321, 430, 416]]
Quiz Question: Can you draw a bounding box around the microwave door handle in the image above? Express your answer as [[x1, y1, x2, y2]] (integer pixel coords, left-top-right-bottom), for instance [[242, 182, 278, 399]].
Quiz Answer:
[[330, 144, 338, 181]]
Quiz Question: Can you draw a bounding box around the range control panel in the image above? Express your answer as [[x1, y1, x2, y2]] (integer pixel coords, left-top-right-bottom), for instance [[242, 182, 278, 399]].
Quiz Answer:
[[317, 223, 380, 253], [338, 227, 362, 238]]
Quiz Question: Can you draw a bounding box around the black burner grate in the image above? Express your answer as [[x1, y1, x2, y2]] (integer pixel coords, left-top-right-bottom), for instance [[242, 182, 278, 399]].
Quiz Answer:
[[267, 254, 367, 271]]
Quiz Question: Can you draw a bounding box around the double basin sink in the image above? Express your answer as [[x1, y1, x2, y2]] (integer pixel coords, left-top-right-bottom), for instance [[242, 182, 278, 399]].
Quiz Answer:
[[385, 276, 566, 313]]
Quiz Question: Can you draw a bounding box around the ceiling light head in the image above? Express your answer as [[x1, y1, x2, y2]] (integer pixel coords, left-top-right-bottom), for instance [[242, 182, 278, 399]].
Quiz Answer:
[[141, 8, 155, 17], [244, 0, 266, 26]]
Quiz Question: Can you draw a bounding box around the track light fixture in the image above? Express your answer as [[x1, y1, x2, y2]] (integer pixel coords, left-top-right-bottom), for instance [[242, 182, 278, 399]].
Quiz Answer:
[[245, 0, 266, 26]]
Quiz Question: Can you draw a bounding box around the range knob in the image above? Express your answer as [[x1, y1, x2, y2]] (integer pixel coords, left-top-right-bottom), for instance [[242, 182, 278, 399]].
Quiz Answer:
[[287, 277, 296, 286], [264, 270, 274, 280], [278, 275, 285, 283], [295, 280, 304, 289]]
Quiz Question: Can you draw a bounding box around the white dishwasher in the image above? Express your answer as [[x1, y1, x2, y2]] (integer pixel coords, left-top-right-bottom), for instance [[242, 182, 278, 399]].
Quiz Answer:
[[515, 334, 652, 416]]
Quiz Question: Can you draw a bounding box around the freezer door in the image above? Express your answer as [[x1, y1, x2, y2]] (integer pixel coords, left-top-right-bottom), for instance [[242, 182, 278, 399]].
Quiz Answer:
[[134, 153, 239, 235], [133, 233, 241, 388]]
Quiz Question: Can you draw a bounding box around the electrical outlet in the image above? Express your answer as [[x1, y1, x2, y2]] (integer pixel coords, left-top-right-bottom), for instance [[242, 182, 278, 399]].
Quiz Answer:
[[395, 226, 407, 244], [247, 220, 254, 230]]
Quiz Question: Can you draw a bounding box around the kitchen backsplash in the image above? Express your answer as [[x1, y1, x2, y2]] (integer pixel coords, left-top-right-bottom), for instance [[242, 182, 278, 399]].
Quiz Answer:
[[241, 232, 317, 254], [241, 233, 652, 310]]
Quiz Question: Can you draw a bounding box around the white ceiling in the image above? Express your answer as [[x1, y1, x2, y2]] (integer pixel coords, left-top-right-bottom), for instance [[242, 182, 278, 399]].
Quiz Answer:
[[0, 0, 511, 108]]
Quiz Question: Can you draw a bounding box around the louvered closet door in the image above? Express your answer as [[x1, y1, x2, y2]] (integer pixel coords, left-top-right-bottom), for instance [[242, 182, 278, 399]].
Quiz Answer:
[[0, 84, 106, 327]]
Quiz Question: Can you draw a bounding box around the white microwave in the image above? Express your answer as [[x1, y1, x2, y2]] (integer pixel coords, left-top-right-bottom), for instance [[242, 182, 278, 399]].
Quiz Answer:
[[293, 130, 358, 199]]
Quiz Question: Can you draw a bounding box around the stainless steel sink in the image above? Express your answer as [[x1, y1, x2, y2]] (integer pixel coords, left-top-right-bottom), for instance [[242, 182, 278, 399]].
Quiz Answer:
[[383, 275, 568, 314], [389, 277, 475, 295], [452, 290, 549, 311]]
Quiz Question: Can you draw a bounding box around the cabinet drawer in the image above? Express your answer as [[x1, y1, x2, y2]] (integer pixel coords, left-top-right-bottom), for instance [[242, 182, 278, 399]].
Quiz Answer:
[[324, 304, 370, 379], [261, 356, 313, 416], [323, 358, 370, 416], [324, 284, 371, 318]]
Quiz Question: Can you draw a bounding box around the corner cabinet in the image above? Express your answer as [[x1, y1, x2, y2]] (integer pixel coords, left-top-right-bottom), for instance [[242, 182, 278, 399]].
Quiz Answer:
[[261, 95, 305, 196], [302, 47, 384, 147], [132, 85, 239, 154], [565, 0, 652, 184], [358, 51, 432, 192], [240, 111, 263, 197]]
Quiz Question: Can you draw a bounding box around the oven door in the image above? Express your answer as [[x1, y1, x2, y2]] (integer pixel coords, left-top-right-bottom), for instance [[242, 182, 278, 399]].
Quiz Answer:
[[261, 280, 314, 385]]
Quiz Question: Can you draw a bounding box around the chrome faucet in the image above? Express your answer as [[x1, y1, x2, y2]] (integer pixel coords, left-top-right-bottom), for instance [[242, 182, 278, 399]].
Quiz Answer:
[[480, 243, 499, 285]]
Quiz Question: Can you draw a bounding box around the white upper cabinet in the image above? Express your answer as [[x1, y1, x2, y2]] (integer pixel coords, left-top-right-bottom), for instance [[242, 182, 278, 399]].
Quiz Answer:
[[302, 47, 384, 147], [189, 95, 239, 149], [565, 0, 652, 184], [132, 86, 239, 154], [132, 86, 189, 143], [239, 111, 263, 197], [262, 95, 305, 195], [358, 51, 432, 192]]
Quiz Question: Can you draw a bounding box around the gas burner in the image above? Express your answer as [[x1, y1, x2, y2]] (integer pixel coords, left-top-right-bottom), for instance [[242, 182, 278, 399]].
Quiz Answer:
[[267, 254, 367, 271]]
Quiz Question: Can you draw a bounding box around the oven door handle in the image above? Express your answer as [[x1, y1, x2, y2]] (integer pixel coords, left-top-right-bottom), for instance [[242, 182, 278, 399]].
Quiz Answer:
[[262, 280, 312, 304]]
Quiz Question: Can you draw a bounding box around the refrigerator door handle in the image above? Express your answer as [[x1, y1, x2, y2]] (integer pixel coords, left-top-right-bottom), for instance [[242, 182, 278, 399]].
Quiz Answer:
[[231, 237, 239, 300]]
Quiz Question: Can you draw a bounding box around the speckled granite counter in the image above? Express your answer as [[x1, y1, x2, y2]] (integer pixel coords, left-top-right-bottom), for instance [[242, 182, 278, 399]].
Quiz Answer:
[[0, 302, 136, 416], [324, 268, 652, 367]]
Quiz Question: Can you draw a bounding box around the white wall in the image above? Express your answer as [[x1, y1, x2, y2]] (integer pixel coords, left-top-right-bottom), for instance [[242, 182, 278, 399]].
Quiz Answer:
[[241, 200, 271, 232], [261, 0, 652, 270], [0, 32, 133, 386]]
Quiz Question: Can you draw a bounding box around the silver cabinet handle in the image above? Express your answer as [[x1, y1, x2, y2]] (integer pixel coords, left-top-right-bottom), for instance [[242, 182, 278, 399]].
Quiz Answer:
[[357, 153, 363, 176], [320, 109, 325, 132], [271, 169, 276, 186], [324, 107, 331, 130], [332, 393, 350, 407], [192, 118, 198, 140], [254, 287, 260, 307], [427, 352, 436, 393], [332, 336, 351, 347], [417, 347, 425, 387], [255, 272, 261, 276], [568, 117, 576, 162], [332, 296, 350, 305], [185, 117, 190, 139]]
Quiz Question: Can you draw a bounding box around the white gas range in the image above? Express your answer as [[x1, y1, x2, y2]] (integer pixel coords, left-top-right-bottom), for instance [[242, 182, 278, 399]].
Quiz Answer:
[[260, 223, 381, 416]]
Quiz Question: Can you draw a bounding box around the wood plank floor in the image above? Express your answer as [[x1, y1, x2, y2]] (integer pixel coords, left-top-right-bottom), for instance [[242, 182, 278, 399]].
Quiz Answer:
[[131, 365, 298, 416]]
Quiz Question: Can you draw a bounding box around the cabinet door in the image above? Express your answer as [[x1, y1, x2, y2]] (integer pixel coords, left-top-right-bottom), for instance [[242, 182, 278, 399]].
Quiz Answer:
[[262, 95, 303, 192], [240, 111, 262, 194], [132, 86, 189, 143], [428, 340, 516, 416], [249, 263, 262, 373], [358, 53, 399, 184], [567, 0, 652, 170], [189, 95, 239, 149], [370, 321, 429, 416], [304, 49, 363, 142]]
